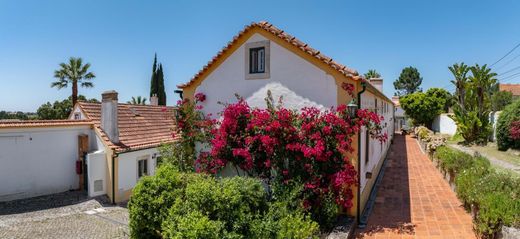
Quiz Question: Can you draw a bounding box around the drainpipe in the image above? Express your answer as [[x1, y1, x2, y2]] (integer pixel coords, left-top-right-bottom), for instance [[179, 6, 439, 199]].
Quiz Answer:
[[174, 90, 183, 100], [356, 81, 366, 227], [112, 153, 117, 205]]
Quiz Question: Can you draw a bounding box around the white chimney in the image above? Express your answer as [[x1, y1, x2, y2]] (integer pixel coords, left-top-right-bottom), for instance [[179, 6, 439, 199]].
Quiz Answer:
[[369, 78, 383, 93], [150, 94, 158, 106], [101, 90, 119, 143]]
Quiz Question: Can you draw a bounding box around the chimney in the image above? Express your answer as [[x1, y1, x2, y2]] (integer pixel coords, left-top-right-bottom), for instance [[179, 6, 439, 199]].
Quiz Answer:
[[369, 78, 383, 93], [101, 90, 119, 143], [150, 94, 158, 106]]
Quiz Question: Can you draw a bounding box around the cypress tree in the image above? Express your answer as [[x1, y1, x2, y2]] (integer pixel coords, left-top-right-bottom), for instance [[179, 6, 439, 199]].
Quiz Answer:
[[150, 53, 158, 98], [157, 64, 167, 105]]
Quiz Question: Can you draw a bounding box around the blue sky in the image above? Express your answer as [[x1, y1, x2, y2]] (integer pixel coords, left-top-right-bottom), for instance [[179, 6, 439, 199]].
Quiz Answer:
[[1, 0, 520, 112]]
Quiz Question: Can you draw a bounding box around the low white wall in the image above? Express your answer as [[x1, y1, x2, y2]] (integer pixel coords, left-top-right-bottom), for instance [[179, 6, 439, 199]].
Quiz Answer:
[[87, 150, 107, 197], [432, 114, 457, 135], [0, 126, 92, 201], [117, 148, 158, 196]]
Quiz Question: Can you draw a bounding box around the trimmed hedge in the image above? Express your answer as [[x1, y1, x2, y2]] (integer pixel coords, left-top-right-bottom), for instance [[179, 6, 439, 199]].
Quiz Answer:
[[433, 146, 520, 238], [128, 166, 319, 239], [497, 99, 520, 151]]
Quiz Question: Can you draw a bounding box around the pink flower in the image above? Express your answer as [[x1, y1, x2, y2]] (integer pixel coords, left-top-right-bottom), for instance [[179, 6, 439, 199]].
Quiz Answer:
[[194, 92, 206, 102]]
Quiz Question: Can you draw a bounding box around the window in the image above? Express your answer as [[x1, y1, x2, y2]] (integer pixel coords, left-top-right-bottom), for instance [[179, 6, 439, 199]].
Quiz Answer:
[[138, 159, 148, 178], [374, 99, 378, 113], [249, 47, 265, 74], [74, 113, 81, 120], [245, 40, 270, 79]]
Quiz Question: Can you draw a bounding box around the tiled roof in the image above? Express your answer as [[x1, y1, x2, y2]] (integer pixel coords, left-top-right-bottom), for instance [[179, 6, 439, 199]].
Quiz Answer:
[[78, 102, 179, 153], [499, 83, 520, 96], [177, 21, 363, 89], [0, 120, 92, 128]]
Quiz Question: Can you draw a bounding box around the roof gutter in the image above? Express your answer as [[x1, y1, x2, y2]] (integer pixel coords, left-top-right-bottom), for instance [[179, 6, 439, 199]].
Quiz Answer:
[[112, 152, 117, 205], [356, 81, 366, 228]]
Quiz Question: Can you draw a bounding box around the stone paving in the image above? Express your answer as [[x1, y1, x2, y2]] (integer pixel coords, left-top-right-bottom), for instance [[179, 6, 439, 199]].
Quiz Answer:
[[355, 135, 476, 239], [0, 191, 129, 239]]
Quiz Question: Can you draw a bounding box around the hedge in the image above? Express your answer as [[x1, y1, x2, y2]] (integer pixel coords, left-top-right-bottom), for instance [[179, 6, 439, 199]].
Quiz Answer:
[[496, 99, 520, 151], [128, 165, 319, 239], [433, 146, 520, 238]]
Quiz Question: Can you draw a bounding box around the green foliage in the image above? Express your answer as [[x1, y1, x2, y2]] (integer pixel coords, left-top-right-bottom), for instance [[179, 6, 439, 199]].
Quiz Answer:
[[36, 95, 98, 120], [496, 99, 520, 150], [128, 165, 205, 238], [149, 54, 167, 106], [400, 88, 449, 126], [0, 111, 35, 120], [450, 63, 497, 145], [129, 167, 320, 239], [491, 90, 513, 111], [363, 69, 381, 79], [393, 66, 422, 96], [127, 96, 147, 105], [476, 192, 520, 238], [51, 57, 95, 106]]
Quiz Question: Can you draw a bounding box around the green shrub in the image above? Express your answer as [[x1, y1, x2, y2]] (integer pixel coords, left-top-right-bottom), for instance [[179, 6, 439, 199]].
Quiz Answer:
[[476, 192, 520, 238], [497, 99, 520, 151], [161, 211, 224, 239], [128, 165, 204, 238], [434, 146, 489, 175], [277, 212, 319, 239]]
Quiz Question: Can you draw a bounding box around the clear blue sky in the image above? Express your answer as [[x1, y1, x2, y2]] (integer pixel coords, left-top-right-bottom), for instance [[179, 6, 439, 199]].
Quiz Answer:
[[1, 0, 520, 112]]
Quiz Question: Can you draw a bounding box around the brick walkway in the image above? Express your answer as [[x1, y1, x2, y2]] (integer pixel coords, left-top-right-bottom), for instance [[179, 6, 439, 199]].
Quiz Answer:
[[355, 135, 475, 239]]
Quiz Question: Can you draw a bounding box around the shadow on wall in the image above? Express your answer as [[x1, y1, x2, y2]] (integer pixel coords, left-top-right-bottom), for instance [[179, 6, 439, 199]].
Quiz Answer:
[[355, 134, 414, 236]]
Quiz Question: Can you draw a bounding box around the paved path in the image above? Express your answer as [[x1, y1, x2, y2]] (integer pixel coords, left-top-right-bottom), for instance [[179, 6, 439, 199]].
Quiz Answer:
[[449, 144, 520, 173], [0, 191, 129, 239], [355, 135, 475, 239]]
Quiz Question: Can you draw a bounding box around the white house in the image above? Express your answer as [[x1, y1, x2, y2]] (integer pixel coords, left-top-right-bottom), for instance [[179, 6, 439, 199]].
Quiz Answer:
[[0, 91, 177, 203], [176, 21, 395, 221]]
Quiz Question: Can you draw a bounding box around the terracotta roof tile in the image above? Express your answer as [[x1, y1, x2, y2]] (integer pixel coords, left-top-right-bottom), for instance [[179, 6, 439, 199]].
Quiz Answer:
[[499, 83, 520, 96], [0, 120, 92, 128], [78, 102, 179, 153], [177, 21, 361, 89]]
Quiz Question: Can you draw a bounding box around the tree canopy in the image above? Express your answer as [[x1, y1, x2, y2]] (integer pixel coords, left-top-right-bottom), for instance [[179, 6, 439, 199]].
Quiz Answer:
[[51, 57, 95, 107], [364, 69, 381, 79], [393, 66, 422, 96], [400, 88, 450, 127], [37, 95, 98, 120], [128, 96, 148, 105], [149, 54, 167, 105]]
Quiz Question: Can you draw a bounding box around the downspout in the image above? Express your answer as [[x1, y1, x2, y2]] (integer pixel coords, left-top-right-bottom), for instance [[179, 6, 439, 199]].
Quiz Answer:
[[112, 152, 117, 205], [356, 81, 366, 227]]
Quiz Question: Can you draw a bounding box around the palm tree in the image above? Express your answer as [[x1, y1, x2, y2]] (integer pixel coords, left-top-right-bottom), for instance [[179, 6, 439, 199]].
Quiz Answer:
[[51, 57, 95, 107], [128, 96, 147, 105], [469, 64, 497, 118], [449, 63, 470, 112], [364, 69, 381, 79]]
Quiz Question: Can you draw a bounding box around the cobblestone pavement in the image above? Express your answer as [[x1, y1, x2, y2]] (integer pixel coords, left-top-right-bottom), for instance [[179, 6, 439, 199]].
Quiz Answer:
[[355, 135, 476, 239], [0, 191, 129, 239]]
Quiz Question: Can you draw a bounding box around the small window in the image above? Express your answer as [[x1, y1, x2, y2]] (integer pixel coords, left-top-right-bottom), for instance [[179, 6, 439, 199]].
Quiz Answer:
[[374, 99, 378, 113], [138, 159, 148, 178], [249, 47, 265, 74], [74, 113, 81, 120]]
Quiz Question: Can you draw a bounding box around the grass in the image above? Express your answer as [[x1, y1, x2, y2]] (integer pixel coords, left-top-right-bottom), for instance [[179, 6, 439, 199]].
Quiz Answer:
[[469, 143, 520, 167]]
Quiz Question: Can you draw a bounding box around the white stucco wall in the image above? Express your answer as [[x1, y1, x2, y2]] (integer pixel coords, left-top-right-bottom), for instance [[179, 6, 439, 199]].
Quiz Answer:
[[87, 150, 107, 197], [195, 33, 338, 116], [0, 126, 93, 201], [432, 114, 457, 135], [359, 91, 393, 193], [117, 148, 158, 196]]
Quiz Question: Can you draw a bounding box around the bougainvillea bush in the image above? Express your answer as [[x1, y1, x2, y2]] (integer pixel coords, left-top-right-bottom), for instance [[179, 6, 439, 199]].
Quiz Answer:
[[195, 88, 387, 222]]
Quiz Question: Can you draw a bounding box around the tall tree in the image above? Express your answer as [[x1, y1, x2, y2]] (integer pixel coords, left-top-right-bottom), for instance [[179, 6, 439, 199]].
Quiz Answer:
[[449, 63, 470, 112], [51, 57, 96, 107], [364, 69, 381, 79], [128, 96, 147, 105], [393, 66, 423, 96], [37, 95, 98, 120], [157, 64, 167, 105], [150, 53, 158, 98]]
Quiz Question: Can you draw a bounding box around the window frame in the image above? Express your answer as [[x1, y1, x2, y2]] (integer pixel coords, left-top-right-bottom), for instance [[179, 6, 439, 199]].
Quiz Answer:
[[137, 157, 149, 179], [245, 40, 270, 79]]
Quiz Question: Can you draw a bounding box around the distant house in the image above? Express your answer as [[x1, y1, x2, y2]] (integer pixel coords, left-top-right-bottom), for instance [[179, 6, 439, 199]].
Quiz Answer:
[[0, 91, 177, 203], [499, 83, 520, 99], [177, 21, 395, 221], [392, 96, 408, 132]]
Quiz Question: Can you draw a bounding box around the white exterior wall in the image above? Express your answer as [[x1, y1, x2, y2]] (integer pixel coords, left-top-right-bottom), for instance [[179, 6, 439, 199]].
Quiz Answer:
[[87, 150, 107, 197], [117, 148, 158, 196], [359, 91, 393, 193], [432, 114, 457, 135], [0, 126, 93, 201], [195, 33, 338, 116]]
